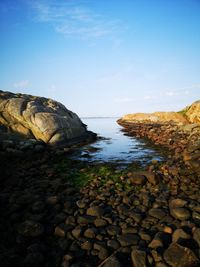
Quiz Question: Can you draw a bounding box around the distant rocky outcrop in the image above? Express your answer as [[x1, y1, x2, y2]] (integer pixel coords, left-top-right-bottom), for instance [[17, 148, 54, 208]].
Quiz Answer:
[[0, 90, 95, 146], [118, 100, 200, 124]]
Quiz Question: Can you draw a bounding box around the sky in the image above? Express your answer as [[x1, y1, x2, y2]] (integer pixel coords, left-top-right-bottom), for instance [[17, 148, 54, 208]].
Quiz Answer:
[[1, 0, 200, 117]]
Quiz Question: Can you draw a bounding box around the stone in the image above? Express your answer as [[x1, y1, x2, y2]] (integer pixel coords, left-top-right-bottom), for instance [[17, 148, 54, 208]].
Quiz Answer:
[[102, 256, 122, 267], [98, 247, 109, 260], [193, 228, 200, 247], [128, 174, 146, 185], [131, 249, 147, 267], [169, 198, 187, 208], [107, 239, 120, 250], [0, 90, 95, 145], [84, 228, 96, 239], [94, 218, 107, 227], [18, 220, 44, 237], [148, 208, 166, 219], [118, 234, 140, 246], [172, 229, 191, 243], [107, 225, 121, 236], [86, 206, 104, 217], [164, 243, 200, 267], [54, 225, 66, 237], [72, 226, 82, 239], [81, 241, 92, 250], [170, 207, 191, 221]]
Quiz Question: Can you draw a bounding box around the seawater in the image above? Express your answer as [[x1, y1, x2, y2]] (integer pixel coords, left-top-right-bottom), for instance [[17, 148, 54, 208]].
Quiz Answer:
[[74, 118, 164, 165]]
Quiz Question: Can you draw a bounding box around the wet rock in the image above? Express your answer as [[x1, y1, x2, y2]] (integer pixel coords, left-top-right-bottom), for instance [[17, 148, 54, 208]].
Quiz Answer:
[[18, 220, 44, 237], [131, 249, 147, 267], [170, 207, 191, 221], [118, 234, 140, 246], [86, 206, 104, 217], [164, 243, 200, 267]]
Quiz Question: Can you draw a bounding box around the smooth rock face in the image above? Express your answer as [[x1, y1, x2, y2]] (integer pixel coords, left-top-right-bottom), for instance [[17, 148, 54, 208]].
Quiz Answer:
[[0, 90, 94, 145]]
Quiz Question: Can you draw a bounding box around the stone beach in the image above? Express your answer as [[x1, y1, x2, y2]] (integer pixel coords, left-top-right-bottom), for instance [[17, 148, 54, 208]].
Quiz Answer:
[[0, 95, 200, 266]]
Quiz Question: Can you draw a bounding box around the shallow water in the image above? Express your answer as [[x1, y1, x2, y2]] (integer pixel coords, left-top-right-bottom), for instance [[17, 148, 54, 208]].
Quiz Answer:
[[73, 118, 164, 165]]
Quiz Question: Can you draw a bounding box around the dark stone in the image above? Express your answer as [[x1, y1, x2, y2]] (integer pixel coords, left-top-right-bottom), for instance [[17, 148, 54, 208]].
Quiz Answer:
[[18, 220, 44, 237], [131, 249, 147, 267], [118, 234, 140, 246], [170, 207, 191, 221], [107, 225, 121, 236], [86, 206, 104, 217], [164, 243, 200, 267], [148, 208, 166, 220]]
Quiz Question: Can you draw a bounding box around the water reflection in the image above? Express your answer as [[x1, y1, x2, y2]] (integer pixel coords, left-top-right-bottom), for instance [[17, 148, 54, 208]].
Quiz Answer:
[[73, 118, 164, 165]]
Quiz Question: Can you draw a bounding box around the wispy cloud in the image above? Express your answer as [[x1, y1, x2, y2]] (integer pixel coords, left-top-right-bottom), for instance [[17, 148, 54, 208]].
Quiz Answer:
[[28, 0, 124, 40], [13, 80, 30, 89]]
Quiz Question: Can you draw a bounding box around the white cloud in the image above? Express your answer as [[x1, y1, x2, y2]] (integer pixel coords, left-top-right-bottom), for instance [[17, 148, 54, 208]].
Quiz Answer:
[[13, 80, 30, 89], [28, 0, 124, 40]]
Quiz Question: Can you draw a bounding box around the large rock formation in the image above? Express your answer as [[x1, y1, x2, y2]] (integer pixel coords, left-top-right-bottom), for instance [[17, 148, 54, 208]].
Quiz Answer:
[[0, 90, 95, 145], [184, 100, 200, 124], [119, 100, 200, 124]]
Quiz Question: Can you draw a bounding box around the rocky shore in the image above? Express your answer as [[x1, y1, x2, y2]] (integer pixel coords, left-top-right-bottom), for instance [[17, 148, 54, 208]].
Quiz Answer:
[[1, 99, 200, 267]]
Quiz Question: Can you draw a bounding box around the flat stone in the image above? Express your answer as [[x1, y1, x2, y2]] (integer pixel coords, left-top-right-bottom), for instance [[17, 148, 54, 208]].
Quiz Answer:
[[148, 208, 166, 219], [170, 207, 191, 221], [18, 220, 44, 237], [118, 234, 140, 246], [86, 206, 104, 217], [164, 243, 200, 267], [131, 249, 147, 267]]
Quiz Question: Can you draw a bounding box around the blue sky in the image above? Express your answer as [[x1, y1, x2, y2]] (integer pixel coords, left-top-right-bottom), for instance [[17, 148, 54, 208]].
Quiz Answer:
[[1, 0, 200, 117]]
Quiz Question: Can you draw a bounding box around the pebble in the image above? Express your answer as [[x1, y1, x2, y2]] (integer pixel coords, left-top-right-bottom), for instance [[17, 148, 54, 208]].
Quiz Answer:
[[18, 220, 44, 237], [164, 243, 200, 267], [118, 234, 140, 246], [131, 249, 147, 267], [86, 206, 104, 217], [170, 207, 191, 221]]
